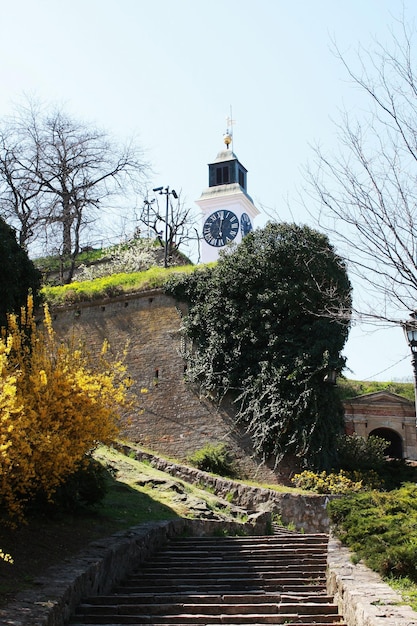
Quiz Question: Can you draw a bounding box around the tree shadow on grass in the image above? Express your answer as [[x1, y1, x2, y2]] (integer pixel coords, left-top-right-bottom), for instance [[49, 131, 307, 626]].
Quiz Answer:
[[0, 474, 179, 607]]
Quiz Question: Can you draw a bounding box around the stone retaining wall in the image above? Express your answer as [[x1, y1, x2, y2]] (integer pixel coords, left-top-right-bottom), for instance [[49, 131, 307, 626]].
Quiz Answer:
[[120, 445, 331, 534], [327, 534, 417, 626]]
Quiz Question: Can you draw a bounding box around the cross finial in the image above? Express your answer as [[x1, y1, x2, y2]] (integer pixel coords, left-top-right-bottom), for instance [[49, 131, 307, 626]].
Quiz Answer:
[[226, 114, 235, 134], [224, 107, 235, 149]]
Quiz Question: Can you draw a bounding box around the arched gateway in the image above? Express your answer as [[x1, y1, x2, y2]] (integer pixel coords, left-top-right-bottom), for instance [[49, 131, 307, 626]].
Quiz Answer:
[[369, 427, 404, 458], [343, 391, 417, 460]]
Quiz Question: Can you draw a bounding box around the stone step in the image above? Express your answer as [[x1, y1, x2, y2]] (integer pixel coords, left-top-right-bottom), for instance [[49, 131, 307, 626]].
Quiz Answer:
[[118, 571, 327, 584], [126, 568, 325, 579], [165, 542, 329, 549], [76, 601, 340, 617], [158, 536, 327, 541], [83, 594, 336, 606], [70, 530, 344, 626], [114, 576, 327, 589], [130, 565, 325, 577], [162, 543, 328, 552], [71, 613, 344, 626], [111, 585, 328, 598], [71, 616, 347, 626], [150, 552, 327, 561], [171, 531, 328, 540], [139, 540, 327, 550]]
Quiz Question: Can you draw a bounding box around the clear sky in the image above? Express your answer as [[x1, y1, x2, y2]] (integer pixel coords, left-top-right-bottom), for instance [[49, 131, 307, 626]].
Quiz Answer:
[[1, 0, 416, 383]]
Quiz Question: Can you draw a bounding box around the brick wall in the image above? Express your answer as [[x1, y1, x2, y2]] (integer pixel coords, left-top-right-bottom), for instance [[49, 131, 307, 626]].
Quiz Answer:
[[50, 290, 280, 483]]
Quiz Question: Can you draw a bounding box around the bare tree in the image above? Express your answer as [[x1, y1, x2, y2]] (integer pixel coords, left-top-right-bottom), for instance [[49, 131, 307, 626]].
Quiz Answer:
[[0, 127, 46, 248], [138, 190, 200, 265], [306, 16, 417, 325], [0, 100, 148, 281]]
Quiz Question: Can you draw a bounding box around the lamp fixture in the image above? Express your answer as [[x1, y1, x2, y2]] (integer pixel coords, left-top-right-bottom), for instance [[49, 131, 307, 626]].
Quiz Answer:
[[152, 185, 178, 268], [402, 314, 417, 418]]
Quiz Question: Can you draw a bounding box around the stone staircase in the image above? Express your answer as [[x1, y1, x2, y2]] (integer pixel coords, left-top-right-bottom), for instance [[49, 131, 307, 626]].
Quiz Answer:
[[70, 526, 346, 626]]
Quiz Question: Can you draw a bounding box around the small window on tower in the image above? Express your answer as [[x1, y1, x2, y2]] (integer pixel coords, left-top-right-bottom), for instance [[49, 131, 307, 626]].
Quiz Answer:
[[239, 168, 245, 188], [216, 165, 230, 185]]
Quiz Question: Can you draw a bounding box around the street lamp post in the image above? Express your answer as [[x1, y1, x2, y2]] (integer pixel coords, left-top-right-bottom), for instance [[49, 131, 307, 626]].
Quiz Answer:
[[402, 316, 417, 418], [152, 186, 178, 268]]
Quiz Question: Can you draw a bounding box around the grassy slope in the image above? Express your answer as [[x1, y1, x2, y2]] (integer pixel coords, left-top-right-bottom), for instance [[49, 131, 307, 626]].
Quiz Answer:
[[0, 444, 287, 607]]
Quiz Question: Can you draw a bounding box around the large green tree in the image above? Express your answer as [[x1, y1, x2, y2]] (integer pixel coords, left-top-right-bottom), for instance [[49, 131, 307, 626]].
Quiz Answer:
[[167, 222, 352, 470], [0, 217, 41, 328]]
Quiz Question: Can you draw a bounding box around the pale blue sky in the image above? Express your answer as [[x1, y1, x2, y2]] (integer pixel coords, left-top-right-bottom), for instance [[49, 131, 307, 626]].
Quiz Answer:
[[0, 0, 415, 382]]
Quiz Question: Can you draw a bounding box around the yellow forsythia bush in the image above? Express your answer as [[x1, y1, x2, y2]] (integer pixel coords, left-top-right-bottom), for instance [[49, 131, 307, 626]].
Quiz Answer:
[[0, 296, 130, 522], [292, 469, 383, 494]]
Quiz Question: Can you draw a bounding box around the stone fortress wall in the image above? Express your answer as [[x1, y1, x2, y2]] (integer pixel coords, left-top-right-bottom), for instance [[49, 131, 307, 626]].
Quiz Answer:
[[50, 289, 280, 484], [50, 287, 417, 477]]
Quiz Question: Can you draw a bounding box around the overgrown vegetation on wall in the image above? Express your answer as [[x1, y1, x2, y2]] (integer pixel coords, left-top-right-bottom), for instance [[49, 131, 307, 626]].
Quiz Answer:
[[338, 379, 414, 402], [166, 223, 352, 471], [41, 264, 197, 306]]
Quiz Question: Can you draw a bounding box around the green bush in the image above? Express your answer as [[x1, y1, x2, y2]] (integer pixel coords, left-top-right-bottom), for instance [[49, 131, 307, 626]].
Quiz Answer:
[[336, 433, 388, 471], [54, 456, 110, 508], [328, 483, 417, 582], [30, 455, 110, 514], [187, 443, 237, 477], [377, 458, 417, 490]]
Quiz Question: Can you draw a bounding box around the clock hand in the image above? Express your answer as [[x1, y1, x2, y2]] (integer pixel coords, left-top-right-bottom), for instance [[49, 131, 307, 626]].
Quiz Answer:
[[218, 215, 224, 237]]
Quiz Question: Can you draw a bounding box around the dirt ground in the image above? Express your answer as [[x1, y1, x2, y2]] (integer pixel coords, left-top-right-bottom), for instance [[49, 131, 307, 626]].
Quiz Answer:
[[0, 509, 121, 607]]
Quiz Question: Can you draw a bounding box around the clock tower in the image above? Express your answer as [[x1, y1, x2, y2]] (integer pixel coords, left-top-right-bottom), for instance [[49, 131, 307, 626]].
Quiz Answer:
[[197, 129, 259, 263]]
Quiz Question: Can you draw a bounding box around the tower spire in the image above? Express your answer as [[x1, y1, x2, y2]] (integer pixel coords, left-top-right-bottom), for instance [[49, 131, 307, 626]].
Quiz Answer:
[[223, 107, 235, 149], [197, 114, 260, 263]]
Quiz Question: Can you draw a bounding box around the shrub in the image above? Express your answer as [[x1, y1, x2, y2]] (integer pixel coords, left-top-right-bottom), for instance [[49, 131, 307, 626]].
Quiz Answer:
[[292, 469, 383, 494], [336, 433, 388, 471], [187, 443, 237, 477], [31, 455, 111, 512], [328, 483, 417, 582], [76, 239, 159, 280], [377, 458, 417, 490], [0, 296, 130, 523], [167, 223, 352, 471], [0, 217, 41, 328]]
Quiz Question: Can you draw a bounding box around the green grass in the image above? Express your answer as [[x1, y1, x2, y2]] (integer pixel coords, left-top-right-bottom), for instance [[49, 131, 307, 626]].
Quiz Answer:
[[337, 378, 414, 402], [41, 265, 198, 306], [35, 247, 109, 273], [386, 576, 417, 611]]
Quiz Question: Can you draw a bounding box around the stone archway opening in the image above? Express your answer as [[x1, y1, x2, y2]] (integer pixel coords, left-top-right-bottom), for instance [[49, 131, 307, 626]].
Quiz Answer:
[[369, 427, 403, 459]]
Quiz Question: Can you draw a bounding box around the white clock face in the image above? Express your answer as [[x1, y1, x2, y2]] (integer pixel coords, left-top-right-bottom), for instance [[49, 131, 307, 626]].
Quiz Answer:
[[203, 210, 239, 247], [240, 213, 253, 237]]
